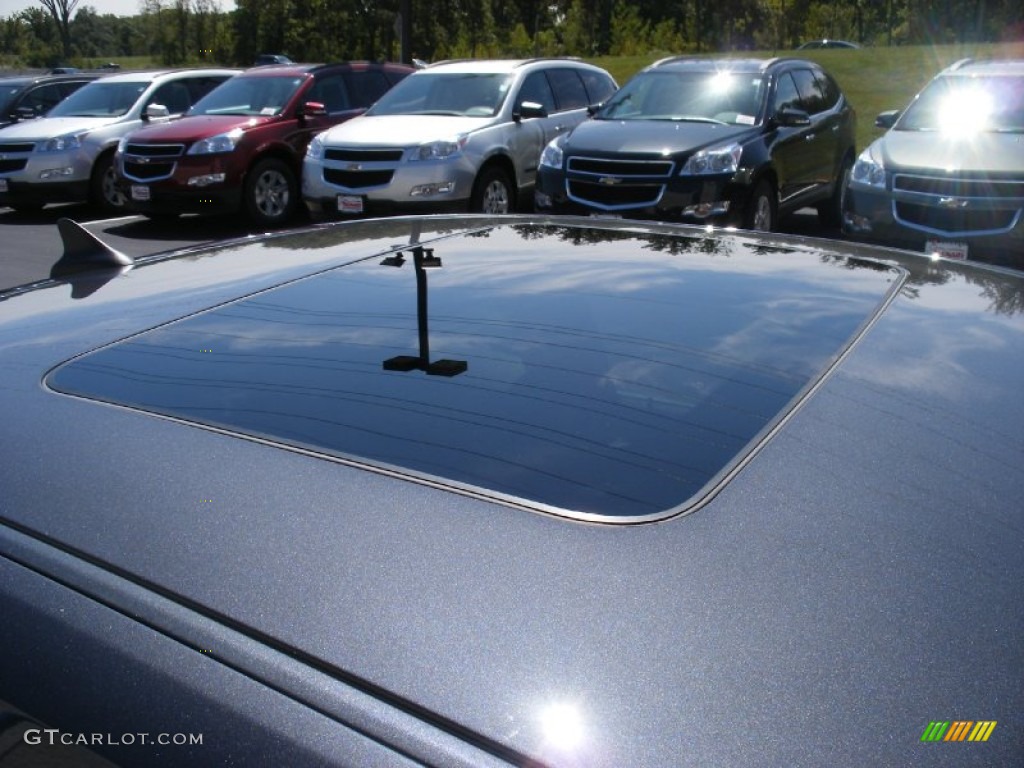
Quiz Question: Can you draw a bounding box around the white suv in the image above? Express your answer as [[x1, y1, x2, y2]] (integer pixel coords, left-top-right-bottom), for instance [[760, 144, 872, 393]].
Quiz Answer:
[[0, 68, 237, 214], [302, 58, 616, 217]]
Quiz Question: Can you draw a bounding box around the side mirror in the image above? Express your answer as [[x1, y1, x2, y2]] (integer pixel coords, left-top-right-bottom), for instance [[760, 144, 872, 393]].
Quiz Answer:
[[513, 100, 547, 122], [298, 101, 327, 118], [774, 107, 811, 127], [143, 103, 170, 122], [586, 102, 604, 117], [875, 110, 900, 129]]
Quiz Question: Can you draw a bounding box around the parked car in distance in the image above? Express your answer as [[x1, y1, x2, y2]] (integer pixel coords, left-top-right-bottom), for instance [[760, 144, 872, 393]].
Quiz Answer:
[[797, 39, 860, 49], [254, 54, 294, 66], [534, 56, 856, 231], [115, 61, 414, 226], [0, 72, 101, 129], [302, 58, 618, 217], [844, 58, 1024, 269], [0, 68, 238, 214], [0, 214, 1021, 767]]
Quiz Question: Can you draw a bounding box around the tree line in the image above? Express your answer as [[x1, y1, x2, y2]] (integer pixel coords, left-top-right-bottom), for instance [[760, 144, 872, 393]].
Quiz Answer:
[[2, 0, 1021, 69]]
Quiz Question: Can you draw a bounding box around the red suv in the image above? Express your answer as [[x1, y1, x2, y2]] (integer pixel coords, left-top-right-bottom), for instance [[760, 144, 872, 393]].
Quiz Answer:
[[115, 62, 414, 226]]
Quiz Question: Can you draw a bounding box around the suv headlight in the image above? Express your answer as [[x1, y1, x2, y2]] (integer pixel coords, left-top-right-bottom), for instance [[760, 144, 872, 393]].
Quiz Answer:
[[680, 143, 743, 176], [411, 137, 466, 161], [539, 138, 564, 170], [850, 147, 886, 188], [187, 128, 244, 155], [306, 134, 325, 160], [39, 133, 84, 152]]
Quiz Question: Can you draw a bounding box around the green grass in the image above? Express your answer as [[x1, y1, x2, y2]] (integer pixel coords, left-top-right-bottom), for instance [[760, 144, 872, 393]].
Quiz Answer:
[[586, 42, 1024, 152]]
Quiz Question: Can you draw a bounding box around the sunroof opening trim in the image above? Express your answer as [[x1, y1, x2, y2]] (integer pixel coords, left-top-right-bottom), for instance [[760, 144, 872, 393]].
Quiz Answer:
[[44, 224, 906, 524]]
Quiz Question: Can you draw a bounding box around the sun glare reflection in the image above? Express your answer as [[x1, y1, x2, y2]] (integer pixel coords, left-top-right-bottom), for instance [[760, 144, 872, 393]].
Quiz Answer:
[[540, 702, 585, 751], [938, 89, 993, 136], [709, 71, 736, 92]]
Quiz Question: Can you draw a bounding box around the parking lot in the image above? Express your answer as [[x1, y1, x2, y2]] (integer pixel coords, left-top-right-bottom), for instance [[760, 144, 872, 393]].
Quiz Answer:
[[0, 206, 841, 291]]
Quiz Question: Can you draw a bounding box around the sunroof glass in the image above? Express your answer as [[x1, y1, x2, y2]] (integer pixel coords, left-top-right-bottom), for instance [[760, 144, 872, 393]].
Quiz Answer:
[[47, 224, 902, 522]]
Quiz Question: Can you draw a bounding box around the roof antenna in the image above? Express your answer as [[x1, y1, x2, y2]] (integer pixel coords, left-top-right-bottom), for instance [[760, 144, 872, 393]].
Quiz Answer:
[[50, 218, 134, 279]]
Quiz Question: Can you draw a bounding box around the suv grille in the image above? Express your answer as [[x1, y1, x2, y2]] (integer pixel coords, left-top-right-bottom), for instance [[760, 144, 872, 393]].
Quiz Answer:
[[0, 159, 28, 173], [0, 143, 35, 154], [892, 172, 1024, 236], [323, 168, 394, 188], [325, 148, 404, 162], [564, 155, 674, 209], [894, 202, 1019, 234], [567, 157, 675, 177], [568, 179, 664, 207], [124, 143, 185, 157], [122, 143, 184, 182], [894, 175, 1024, 199]]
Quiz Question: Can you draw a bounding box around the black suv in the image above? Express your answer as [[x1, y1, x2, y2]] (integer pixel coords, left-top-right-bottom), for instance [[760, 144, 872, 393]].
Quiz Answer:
[[0, 72, 100, 128], [536, 57, 856, 231]]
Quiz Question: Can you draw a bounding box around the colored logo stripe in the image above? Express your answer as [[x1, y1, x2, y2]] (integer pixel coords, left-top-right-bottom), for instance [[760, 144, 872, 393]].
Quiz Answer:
[[921, 721, 996, 742], [969, 721, 997, 742]]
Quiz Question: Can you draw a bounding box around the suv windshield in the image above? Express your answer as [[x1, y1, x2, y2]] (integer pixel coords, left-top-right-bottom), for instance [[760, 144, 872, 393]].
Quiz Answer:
[[599, 70, 766, 125], [48, 81, 148, 117], [189, 75, 304, 117], [367, 72, 512, 117], [897, 75, 1024, 133]]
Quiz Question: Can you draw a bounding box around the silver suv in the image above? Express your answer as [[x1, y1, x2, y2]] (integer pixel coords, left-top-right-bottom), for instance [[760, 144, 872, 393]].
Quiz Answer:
[[844, 58, 1024, 267], [302, 58, 616, 217], [0, 68, 237, 214]]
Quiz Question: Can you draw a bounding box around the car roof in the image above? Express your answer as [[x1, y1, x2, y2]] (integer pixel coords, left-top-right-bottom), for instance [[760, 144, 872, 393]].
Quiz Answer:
[[90, 67, 239, 83], [423, 57, 592, 74], [647, 56, 804, 74], [0, 72, 99, 86], [2, 216, 1022, 766], [238, 60, 414, 78], [945, 57, 1024, 76]]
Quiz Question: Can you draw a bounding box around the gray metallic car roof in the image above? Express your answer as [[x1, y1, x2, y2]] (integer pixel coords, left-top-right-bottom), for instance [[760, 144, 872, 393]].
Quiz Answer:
[[1, 216, 1022, 766]]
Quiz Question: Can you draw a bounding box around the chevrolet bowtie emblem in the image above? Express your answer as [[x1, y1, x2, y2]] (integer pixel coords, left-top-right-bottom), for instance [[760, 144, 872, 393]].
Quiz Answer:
[[598, 176, 622, 185], [938, 197, 968, 209], [347, 163, 363, 171]]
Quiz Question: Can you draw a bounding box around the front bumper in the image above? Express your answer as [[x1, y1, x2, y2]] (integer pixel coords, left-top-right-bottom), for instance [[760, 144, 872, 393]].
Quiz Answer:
[[0, 147, 96, 207], [301, 154, 476, 218], [535, 165, 746, 225], [844, 183, 1024, 269], [117, 152, 247, 216]]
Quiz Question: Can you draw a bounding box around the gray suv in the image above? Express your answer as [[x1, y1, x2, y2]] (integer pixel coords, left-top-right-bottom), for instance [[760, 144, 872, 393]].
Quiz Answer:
[[844, 58, 1024, 267], [0, 68, 237, 214], [302, 58, 616, 217]]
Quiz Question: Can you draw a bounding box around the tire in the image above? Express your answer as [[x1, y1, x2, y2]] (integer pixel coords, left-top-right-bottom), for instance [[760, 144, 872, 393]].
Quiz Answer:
[[817, 154, 853, 229], [243, 158, 298, 227], [743, 179, 776, 232], [470, 166, 515, 214], [90, 152, 128, 214]]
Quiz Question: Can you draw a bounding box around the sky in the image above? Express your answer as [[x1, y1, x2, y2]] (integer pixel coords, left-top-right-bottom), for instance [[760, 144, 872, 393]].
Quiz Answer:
[[0, 0, 227, 18]]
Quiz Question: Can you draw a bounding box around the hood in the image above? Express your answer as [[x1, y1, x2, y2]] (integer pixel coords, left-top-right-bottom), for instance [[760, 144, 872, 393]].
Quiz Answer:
[[318, 114, 492, 146], [876, 129, 1024, 175], [0, 115, 120, 140], [125, 114, 275, 143], [561, 118, 753, 156]]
